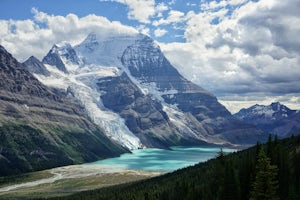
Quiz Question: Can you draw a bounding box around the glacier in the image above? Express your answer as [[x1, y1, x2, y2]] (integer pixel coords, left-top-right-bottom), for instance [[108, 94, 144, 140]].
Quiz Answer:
[[28, 31, 263, 149], [34, 36, 144, 149], [35, 32, 181, 149]]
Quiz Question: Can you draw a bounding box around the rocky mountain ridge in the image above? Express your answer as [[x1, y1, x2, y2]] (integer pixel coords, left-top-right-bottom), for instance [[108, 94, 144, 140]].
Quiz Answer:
[[23, 56, 50, 76], [0, 45, 127, 176], [24, 32, 263, 148], [234, 102, 300, 137]]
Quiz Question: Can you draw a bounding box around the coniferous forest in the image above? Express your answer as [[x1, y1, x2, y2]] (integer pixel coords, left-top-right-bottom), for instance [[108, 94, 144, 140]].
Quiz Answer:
[[36, 133, 300, 200]]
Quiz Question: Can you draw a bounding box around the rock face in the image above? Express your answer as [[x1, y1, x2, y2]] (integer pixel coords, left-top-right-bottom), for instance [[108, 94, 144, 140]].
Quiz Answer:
[[42, 44, 70, 73], [0, 45, 127, 176], [120, 36, 253, 140], [23, 56, 50, 76], [234, 102, 300, 137], [97, 73, 192, 148], [0, 46, 56, 98], [30, 32, 263, 149], [121, 36, 188, 91], [121, 34, 262, 145]]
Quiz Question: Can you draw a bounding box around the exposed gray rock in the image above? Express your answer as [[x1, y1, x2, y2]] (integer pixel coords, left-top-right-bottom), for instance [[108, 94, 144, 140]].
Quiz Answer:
[[23, 56, 50, 76], [0, 45, 127, 176], [121, 35, 206, 92], [97, 73, 201, 148], [121, 35, 263, 145], [234, 102, 300, 137], [37, 32, 264, 148], [42, 45, 68, 73]]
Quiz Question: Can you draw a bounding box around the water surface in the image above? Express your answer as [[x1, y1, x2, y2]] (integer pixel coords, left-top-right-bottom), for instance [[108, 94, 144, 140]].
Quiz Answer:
[[0, 147, 236, 192], [87, 146, 236, 172]]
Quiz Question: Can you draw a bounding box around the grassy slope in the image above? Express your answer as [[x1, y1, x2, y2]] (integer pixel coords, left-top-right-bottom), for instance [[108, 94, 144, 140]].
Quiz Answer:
[[0, 170, 159, 200], [0, 122, 127, 176], [41, 133, 300, 200]]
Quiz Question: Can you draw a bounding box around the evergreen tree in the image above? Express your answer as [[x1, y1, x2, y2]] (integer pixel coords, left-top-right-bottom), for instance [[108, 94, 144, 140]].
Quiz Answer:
[[217, 148, 225, 159], [250, 148, 279, 200], [267, 134, 273, 157]]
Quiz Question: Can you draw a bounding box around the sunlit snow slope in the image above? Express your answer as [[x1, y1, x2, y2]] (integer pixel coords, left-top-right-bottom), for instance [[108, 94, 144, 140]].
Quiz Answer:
[[34, 35, 143, 149]]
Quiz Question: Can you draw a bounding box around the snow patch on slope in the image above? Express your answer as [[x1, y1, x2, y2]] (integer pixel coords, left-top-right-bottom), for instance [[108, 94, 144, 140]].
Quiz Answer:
[[38, 31, 220, 149], [75, 33, 143, 67], [74, 32, 210, 145], [35, 63, 142, 150], [253, 105, 275, 118]]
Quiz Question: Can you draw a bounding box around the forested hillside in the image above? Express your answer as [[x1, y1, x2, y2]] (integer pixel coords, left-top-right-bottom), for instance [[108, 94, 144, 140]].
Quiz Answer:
[[44, 133, 300, 200]]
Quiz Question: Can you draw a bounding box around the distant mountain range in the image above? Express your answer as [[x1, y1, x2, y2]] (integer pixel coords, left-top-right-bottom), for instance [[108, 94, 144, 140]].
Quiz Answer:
[[234, 102, 300, 137]]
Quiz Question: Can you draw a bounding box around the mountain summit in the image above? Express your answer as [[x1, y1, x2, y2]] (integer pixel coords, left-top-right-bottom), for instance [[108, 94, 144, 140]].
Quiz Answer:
[[23, 56, 50, 76], [234, 102, 300, 137], [28, 32, 262, 148]]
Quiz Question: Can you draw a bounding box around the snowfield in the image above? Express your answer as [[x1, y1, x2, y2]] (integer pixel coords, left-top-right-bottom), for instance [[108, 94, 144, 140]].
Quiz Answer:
[[34, 32, 190, 149]]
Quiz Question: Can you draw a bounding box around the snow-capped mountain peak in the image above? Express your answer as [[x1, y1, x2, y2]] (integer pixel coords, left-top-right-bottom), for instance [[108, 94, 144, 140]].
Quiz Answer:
[[54, 42, 81, 66], [234, 102, 300, 137], [75, 32, 144, 67], [78, 32, 99, 53], [239, 102, 293, 120], [270, 102, 288, 112], [32, 32, 263, 149], [42, 42, 82, 73]]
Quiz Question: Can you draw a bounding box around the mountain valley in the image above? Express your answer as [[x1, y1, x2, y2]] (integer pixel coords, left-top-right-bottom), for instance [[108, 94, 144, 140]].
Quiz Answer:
[[0, 30, 299, 200]]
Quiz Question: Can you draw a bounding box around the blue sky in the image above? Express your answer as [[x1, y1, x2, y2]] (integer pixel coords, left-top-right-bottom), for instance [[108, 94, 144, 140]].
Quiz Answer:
[[0, 0, 245, 43], [0, 0, 126, 21], [0, 0, 300, 112], [0, 0, 199, 42]]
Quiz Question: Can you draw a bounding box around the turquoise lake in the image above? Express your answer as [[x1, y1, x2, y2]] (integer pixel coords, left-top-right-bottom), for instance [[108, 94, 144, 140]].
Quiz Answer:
[[87, 146, 236, 172]]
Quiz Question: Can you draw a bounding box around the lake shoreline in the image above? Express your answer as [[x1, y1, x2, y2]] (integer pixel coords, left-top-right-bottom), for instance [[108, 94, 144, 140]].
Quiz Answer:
[[0, 146, 236, 199], [0, 165, 163, 199]]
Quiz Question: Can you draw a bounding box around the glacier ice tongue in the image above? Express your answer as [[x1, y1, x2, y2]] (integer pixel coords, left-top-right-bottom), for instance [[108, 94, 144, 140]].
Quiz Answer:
[[35, 63, 142, 150], [38, 33, 197, 149]]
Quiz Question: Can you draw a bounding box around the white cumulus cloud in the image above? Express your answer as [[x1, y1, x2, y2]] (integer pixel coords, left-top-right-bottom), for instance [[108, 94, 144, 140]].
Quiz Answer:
[[154, 28, 167, 37], [0, 8, 137, 61], [99, 0, 156, 23], [160, 0, 300, 112], [153, 10, 185, 26], [1, 0, 300, 112], [155, 2, 169, 18]]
